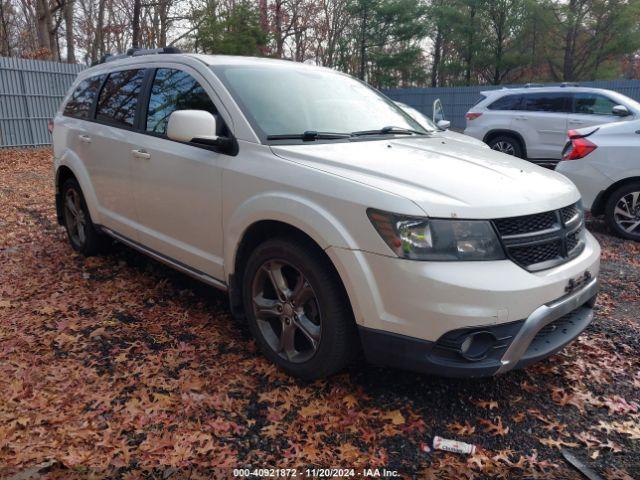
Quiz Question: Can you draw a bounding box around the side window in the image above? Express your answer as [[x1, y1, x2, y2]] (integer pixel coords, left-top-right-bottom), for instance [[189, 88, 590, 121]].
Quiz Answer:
[[487, 94, 522, 111], [63, 75, 104, 119], [146, 68, 218, 136], [96, 69, 145, 127], [522, 93, 570, 113], [573, 93, 617, 115]]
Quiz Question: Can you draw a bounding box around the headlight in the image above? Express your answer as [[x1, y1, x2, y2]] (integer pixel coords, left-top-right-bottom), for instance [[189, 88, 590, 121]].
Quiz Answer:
[[367, 209, 506, 261]]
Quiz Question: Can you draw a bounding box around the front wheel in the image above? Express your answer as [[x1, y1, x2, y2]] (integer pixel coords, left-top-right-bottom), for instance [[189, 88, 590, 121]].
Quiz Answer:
[[605, 182, 640, 241], [242, 237, 356, 380]]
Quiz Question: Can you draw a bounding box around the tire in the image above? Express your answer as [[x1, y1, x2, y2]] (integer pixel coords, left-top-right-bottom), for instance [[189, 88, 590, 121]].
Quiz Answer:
[[241, 237, 356, 380], [604, 182, 640, 241], [488, 135, 524, 158], [61, 178, 108, 255]]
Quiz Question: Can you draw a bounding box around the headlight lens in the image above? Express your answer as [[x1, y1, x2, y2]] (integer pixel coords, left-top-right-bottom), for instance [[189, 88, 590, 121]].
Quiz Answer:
[[367, 209, 506, 261]]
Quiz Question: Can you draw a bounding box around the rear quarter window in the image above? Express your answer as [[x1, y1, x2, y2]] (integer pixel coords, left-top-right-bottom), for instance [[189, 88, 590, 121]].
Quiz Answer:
[[487, 94, 522, 111], [63, 75, 104, 119]]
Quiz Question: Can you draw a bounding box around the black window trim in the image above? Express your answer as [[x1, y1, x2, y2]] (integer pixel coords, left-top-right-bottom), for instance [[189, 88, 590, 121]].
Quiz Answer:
[[63, 65, 238, 156]]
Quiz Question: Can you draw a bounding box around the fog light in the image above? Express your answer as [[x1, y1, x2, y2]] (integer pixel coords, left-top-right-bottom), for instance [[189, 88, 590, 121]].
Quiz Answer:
[[459, 331, 497, 361]]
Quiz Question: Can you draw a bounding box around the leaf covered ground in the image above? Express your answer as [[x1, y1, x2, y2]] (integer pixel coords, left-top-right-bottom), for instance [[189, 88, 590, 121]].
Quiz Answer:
[[0, 148, 639, 479]]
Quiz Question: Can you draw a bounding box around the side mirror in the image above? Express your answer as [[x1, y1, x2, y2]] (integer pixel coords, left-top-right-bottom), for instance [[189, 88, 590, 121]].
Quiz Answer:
[[612, 105, 630, 117], [437, 120, 451, 130], [167, 110, 218, 143], [433, 98, 446, 124]]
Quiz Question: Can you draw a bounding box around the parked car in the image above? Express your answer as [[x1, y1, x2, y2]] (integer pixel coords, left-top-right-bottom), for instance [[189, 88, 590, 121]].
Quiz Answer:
[[556, 120, 640, 241], [394, 101, 489, 148], [53, 49, 600, 380], [464, 86, 640, 168]]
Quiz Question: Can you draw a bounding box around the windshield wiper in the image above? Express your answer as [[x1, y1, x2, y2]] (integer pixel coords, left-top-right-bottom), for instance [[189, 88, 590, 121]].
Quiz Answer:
[[350, 126, 428, 137], [267, 130, 351, 141]]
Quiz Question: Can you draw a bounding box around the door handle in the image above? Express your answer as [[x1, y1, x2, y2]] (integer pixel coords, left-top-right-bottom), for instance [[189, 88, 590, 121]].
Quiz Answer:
[[514, 116, 528, 120], [568, 120, 585, 125], [78, 134, 92, 144], [132, 149, 151, 160]]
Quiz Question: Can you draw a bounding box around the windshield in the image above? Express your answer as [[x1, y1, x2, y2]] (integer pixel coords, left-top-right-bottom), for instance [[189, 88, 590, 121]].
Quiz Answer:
[[212, 64, 426, 141], [394, 102, 438, 131]]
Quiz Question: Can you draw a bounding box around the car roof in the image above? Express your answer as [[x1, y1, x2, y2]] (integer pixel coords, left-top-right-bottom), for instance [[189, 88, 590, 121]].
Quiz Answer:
[[80, 52, 332, 77], [480, 86, 616, 96]]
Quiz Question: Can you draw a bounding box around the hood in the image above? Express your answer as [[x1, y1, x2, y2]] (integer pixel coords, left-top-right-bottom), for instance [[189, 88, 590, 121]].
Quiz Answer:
[[440, 129, 489, 148], [271, 136, 579, 219]]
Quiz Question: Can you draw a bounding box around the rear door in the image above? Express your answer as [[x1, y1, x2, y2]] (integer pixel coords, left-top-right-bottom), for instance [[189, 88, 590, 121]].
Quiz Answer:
[[516, 92, 571, 159], [129, 66, 227, 280], [568, 92, 626, 130], [85, 68, 147, 239]]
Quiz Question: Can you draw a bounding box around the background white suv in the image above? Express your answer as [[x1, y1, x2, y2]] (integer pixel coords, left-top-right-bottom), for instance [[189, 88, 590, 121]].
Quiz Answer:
[[53, 50, 600, 380], [464, 86, 640, 167]]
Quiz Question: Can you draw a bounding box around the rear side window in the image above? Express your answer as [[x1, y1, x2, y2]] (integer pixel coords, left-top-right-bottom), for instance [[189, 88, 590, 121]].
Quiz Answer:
[[573, 93, 617, 115], [472, 94, 487, 107], [487, 94, 522, 111], [63, 75, 104, 119], [96, 69, 146, 127], [146, 68, 218, 135], [522, 92, 570, 113]]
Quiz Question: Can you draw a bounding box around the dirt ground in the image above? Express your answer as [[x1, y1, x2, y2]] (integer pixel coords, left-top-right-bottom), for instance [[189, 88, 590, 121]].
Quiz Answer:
[[1, 148, 639, 479]]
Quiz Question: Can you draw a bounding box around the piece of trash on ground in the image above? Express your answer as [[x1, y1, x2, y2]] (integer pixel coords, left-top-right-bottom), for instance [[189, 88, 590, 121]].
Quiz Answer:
[[433, 435, 477, 455]]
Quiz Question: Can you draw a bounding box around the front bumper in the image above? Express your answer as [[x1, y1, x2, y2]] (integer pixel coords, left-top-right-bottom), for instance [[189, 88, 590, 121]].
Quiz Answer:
[[359, 277, 598, 377]]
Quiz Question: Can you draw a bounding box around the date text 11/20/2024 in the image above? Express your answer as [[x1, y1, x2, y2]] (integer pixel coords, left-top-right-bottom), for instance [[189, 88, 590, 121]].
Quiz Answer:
[[233, 468, 400, 477]]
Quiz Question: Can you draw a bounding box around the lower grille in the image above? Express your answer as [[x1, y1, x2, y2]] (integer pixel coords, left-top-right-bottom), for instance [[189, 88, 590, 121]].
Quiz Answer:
[[493, 202, 586, 271]]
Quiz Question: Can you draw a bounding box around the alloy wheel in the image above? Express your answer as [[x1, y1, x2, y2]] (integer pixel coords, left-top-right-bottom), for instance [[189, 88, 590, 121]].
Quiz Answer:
[[64, 188, 87, 246], [492, 141, 516, 156], [251, 259, 322, 363], [613, 191, 640, 235]]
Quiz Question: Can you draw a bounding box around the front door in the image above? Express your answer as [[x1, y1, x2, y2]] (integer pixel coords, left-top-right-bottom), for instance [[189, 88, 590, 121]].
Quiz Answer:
[[568, 92, 627, 131], [129, 67, 226, 281]]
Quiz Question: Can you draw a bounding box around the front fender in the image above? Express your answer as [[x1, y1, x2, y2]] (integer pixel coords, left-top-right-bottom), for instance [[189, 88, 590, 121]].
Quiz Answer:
[[55, 149, 102, 225], [224, 191, 359, 276]]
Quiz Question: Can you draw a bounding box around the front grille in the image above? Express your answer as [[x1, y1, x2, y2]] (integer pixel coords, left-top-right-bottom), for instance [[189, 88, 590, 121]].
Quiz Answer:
[[493, 202, 585, 271], [494, 211, 557, 236]]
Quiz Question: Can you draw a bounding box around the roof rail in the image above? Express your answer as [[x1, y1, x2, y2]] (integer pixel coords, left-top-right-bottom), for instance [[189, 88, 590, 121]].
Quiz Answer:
[[94, 47, 182, 65], [524, 83, 544, 88], [560, 82, 579, 87]]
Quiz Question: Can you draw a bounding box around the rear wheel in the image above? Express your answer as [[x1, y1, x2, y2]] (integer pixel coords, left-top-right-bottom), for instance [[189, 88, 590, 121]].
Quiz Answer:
[[61, 178, 108, 255], [242, 237, 356, 380], [488, 135, 523, 158], [605, 182, 640, 241]]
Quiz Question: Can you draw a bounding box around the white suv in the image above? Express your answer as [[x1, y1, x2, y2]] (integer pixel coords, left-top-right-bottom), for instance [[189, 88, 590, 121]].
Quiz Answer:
[[464, 86, 640, 167], [53, 49, 600, 380]]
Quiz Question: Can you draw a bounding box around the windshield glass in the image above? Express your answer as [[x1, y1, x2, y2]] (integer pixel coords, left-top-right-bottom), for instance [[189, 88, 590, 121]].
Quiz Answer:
[[212, 64, 426, 141], [394, 102, 437, 131]]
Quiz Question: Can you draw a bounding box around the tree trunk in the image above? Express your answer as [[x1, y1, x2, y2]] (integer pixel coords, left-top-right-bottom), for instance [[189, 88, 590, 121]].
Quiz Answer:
[[35, 0, 53, 59], [132, 0, 142, 49], [358, 1, 368, 80], [0, 0, 12, 57], [464, 4, 476, 86], [90, 0, 105, 63], [64, 0, 76, 62], [430, 26, 442, 87]]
